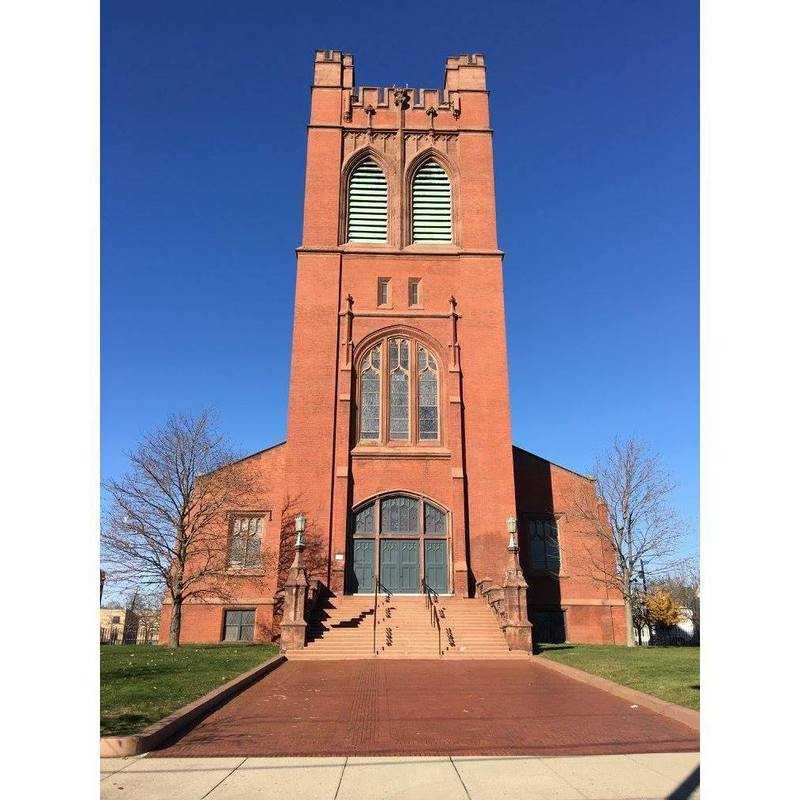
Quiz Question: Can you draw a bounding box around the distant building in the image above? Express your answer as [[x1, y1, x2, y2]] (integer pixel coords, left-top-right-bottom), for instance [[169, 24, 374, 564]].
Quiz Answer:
[[100, 607, 139, 645]]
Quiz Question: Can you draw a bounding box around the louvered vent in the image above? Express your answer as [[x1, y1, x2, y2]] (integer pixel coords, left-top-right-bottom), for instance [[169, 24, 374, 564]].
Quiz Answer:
[[347, 158, 388, 243], [411, 160, 452, 243]]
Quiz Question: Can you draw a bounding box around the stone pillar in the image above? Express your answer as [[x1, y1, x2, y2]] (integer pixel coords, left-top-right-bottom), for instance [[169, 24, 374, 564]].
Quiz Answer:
[[280, 523, 309, 652], [501, 523, 533, 652]]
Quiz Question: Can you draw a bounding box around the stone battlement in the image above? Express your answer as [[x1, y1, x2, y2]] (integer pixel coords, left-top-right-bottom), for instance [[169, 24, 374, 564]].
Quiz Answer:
[[313, 50, 487, 94]]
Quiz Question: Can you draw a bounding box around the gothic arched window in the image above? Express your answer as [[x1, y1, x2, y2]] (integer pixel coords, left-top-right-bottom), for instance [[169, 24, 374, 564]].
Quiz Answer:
[[411, 159, 452, 243], [347, 158, 388, 243], [357, 336, 441, 445]]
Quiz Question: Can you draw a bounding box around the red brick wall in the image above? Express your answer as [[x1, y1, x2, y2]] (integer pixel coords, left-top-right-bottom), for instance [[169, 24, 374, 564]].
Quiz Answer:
[[512, 447, 626, 644]]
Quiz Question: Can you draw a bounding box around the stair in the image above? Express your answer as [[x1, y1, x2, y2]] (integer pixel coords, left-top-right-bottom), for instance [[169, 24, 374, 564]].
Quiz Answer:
[[287, 594, 530, 660]]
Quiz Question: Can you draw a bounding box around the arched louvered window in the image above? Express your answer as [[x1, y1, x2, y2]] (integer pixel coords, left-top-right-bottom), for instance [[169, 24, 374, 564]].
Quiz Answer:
[[411, 159, 452, 243], [347, 158, 388, 243], [357, 336, 441, 445]]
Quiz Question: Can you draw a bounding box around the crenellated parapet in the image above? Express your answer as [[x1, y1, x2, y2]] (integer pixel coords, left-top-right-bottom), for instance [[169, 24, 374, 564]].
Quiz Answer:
[[311, 50, 489, 131]]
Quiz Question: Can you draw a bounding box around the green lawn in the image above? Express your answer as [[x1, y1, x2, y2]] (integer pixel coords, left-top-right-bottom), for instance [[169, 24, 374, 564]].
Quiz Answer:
[[538, 644, 699, 710], [100, 644, 279, 736]]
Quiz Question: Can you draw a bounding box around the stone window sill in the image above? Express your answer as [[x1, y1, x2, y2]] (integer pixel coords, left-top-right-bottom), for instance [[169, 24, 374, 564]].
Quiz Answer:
[[351, 446, 451, 459]]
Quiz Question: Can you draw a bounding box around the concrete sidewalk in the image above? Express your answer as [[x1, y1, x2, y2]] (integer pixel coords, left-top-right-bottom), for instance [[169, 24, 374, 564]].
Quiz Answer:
[[101, 752, 700, 799]]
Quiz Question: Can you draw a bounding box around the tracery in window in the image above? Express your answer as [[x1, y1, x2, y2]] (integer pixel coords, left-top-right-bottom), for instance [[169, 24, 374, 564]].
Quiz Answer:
[[388, 338, 410, 440], [417, 346, 439, 440], [381, 495, 420, 533], [229, 516, 263, 569], [356, 336, 441, 446], [353, 503, 375, 534], [360, 345, 381, 440]]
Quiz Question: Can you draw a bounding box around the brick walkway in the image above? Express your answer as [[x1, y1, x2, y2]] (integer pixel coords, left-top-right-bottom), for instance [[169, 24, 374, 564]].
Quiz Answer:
[[151, 659, 699, 758]]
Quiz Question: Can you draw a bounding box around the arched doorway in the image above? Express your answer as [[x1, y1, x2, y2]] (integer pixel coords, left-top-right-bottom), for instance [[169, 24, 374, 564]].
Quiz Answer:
[[346, 493, 450, 594]]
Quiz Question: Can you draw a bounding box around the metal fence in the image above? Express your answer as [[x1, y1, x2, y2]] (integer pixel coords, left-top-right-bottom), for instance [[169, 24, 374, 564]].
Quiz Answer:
[[100, 626, 157, 645]]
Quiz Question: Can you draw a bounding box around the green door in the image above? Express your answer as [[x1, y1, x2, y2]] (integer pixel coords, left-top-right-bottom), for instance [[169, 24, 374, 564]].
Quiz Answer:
[[424, 539, 448, 594], [347, 538, 375, 593], [380, 539, 420, 593]]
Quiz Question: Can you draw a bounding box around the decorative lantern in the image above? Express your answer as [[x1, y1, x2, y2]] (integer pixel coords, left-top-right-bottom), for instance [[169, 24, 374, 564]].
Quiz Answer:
[[506, 516, 518, 551], [294, 514, 307, 549]]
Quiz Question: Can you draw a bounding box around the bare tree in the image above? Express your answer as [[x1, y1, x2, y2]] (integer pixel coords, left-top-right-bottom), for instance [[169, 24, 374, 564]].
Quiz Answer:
[[101, 410, 260, 647], [569, 436, 686, 646]]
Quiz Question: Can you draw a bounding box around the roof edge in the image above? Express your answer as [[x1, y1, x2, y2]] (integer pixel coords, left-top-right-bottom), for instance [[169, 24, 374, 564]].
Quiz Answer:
[[201, 440, 287, 477], [512, 444, 595, 482]]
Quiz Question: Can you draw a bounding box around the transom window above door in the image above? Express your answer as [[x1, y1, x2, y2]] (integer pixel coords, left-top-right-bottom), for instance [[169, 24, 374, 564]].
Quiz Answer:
[[352, 494, 448, 538], [357, 335, 441, 445]]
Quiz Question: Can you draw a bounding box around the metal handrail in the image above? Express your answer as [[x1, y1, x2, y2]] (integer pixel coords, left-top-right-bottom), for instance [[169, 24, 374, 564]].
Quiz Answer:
[[373, 575, 392, 655], [421, 577, 442, 656]]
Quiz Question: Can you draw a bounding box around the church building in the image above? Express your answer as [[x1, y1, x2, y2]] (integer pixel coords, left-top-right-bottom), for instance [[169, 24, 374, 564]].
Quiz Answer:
[[159, 51, 626, 650]]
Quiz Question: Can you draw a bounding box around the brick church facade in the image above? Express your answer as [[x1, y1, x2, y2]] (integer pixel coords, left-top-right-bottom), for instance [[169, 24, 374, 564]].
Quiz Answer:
[[159, 52, 625, 648]]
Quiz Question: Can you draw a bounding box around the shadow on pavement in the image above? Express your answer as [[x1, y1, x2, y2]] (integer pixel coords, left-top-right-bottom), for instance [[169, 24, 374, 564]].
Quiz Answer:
[[668, 765, 700, 799]]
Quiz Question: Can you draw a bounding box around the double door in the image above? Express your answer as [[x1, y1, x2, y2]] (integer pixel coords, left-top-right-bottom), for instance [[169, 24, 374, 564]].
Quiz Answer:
[[347, 537, 448, 594]]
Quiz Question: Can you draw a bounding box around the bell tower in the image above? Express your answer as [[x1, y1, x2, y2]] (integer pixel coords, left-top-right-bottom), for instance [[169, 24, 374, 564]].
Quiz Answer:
[[282, 51, 517, 597]]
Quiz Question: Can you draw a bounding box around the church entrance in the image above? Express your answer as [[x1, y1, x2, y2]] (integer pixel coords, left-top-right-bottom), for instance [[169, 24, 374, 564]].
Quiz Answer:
[[346, 493, 450, 594]]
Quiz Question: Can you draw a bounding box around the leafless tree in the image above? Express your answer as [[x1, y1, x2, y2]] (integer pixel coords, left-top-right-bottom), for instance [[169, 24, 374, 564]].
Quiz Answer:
[[568, 436, 686, 646], [101, 410, 260, 647]]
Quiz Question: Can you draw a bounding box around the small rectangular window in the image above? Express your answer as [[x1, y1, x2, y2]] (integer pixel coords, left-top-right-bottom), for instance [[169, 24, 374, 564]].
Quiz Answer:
[[224, 609, 255, 642], [378, 278, 391, 306], [408, 278, 421, 307]]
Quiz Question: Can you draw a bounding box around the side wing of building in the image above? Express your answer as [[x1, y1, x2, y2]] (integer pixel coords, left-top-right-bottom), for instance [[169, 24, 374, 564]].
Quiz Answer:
[[512, 446, 626, 644]]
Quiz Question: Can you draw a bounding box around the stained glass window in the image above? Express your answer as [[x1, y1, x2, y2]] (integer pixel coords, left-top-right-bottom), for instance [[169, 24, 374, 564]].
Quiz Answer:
[[424, 503, 446, 534], [228, 516, 263, 568], [528, 519, 561, 572], [381, 495, 420, 533], [360, 346, 381, 440], [418, 347, 439, 440], [389, 338, 410, 440], [353, 504, 374, 534]]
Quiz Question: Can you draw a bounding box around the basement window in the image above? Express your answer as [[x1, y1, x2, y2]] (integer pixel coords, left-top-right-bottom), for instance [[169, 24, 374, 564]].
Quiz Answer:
[[223, 609, 255, 642]]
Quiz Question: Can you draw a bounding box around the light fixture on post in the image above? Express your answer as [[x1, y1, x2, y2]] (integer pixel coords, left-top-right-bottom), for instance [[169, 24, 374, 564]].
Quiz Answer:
[[294, 514, 307, 550]]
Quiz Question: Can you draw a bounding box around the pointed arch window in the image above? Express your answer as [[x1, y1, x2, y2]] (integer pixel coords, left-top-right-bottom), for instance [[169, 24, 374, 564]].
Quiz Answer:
[[347, 158, 388, 243], [411, 159, 452, 243], [357, 336, 442, 445]]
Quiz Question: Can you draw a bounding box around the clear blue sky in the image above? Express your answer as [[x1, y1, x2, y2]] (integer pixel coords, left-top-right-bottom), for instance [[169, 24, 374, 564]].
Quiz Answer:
[[102, 0, 698, 558]]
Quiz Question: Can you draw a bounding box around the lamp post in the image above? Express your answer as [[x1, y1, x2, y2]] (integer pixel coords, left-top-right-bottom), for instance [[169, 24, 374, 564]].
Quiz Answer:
[[281, 513, 310, 652], [501, 514, 532, 652]]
